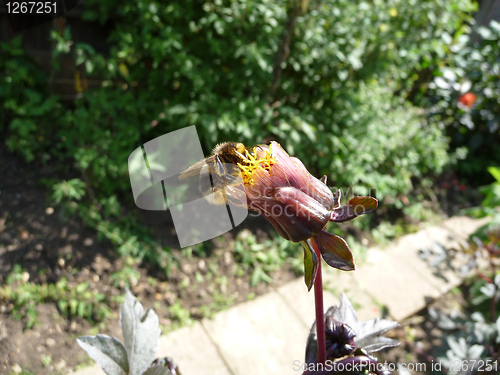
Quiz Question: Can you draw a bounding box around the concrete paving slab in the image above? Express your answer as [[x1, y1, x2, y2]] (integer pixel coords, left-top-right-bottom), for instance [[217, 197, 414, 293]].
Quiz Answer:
[[156, 322, 232, 375], [352, 247, 440, 322], [322, 267, 382, 321], [386, 226, 464, 294], [440, 216, 491, 238], [277, 272, 343, 328], [202, 291, 307, 375], [278, 266, 384, 331]]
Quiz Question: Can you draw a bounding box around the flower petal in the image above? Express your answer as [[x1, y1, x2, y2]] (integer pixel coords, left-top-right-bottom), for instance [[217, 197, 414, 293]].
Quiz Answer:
[[289, 157, 334, 210], [302, 240, 319, 291], [248, 197, 313, 242], [256, 143, 333, 210], [312, 231, 355, 271], [333, 189, 341, 209], [275, 186, 331, 234], [330, 196, 378, 222]]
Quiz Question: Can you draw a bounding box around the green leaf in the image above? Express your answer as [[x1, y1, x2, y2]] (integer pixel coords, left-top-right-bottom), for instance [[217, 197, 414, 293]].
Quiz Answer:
[[58, 300, 68, 316], [76, 282, 89, 293], [70, 299, 78, 315], [250, 267, 262, 287], [488, 167, 500, 183], [301, 240, 318, 291], [77, 302, 87, 318]]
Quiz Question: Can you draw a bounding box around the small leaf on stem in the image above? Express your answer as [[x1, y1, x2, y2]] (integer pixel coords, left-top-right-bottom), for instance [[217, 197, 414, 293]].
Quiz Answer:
[[302, 240, 319, 291]]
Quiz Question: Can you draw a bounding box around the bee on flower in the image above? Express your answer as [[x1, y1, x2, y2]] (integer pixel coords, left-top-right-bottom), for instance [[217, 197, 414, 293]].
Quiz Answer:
[[180, 141, 378, 290]]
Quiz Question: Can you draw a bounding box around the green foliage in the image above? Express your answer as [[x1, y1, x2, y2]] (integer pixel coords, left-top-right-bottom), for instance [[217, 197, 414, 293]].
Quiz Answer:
[[197, 292, 235, 319], [464, 167, 500, 231], [51, 178, 87, 205], [0, 0, 478, 276], [110, 257, 142, 288], [16, 0, 467, 201], [41, 355, 52, 367], [13, 370, 36, 375], [428, 188, 500, 371], [421, 21, 500, 184], [0, 265, 112, 329], [0, 37, 63, 162], [234, 229, 301, 286], [166, 302, 194, 330], [479, 167, 500, 213], [304, 82, 449, 200]]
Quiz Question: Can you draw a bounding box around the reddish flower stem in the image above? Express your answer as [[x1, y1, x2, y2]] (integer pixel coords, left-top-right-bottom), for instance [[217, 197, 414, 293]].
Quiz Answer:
[[311, 238, 326, 364]]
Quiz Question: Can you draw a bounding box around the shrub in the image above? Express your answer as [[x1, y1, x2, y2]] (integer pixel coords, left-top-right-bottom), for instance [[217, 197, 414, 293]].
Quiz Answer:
[[420, 21, 500, 184]]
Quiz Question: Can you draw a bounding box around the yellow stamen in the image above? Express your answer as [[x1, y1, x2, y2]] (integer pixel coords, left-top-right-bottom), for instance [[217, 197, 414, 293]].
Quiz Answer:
[[237, 143, 276, 184]]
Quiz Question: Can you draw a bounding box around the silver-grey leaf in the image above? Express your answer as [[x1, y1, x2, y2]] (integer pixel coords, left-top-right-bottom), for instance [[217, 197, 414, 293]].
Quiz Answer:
[[356, 318, 399, 340], [331, 293, 359, 332], [121, 289, 161, 375], [447, 337, 467, 359], [356, 336, 400, 352], [77, 335, 129, 374], [467, 344, 484, 359], [496, 316, 500, 344], [77, 337, 127, 375]]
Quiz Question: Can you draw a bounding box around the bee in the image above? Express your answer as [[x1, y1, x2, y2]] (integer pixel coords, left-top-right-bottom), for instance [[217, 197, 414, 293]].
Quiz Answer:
[[179, 142, 252, 205]]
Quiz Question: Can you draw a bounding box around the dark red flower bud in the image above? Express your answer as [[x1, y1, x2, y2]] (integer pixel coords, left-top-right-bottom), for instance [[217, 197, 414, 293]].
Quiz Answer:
[[235, 142, 378, 290]]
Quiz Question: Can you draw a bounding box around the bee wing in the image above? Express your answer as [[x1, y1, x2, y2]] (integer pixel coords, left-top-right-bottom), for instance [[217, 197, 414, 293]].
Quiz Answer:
[[224, 182, 248, 208], [178, 160, 207, 180], [178, 156, 217, 180]]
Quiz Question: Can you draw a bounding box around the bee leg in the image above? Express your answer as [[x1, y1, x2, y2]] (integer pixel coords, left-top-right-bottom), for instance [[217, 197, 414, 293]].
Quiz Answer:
[[234, 150, 248, 160], [215, 155, 226, 175], [248, 145, 263, 158], [220, 173, 239, 183]]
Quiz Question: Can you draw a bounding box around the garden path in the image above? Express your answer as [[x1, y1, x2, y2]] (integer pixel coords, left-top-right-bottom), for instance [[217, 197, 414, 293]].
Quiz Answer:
[[72, 216, 490, 375]]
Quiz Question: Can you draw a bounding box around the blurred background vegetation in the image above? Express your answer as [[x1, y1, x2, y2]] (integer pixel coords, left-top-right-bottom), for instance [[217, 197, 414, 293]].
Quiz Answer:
[[1, 0, 500, 329]]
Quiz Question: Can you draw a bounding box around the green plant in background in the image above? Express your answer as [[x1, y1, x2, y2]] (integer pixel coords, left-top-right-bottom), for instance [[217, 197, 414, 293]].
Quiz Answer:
[[0, 265, 112, 329], [0, 37, 63, 163], [110, 256, 142, 288], [4, 0, 476, 214], [12, 369, 36, 375], [313, 82, 450, 202], [419, 167, 500, 373], [420, 21, 500, 184], [234, 229, 301, 286], [465, 167, 500, 231], [165, 302, 194, 332], [197, 292, 235, 319], [428, 234, 500, 373], [479, 168, 500, 214], [0, 0, 481, 282]]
